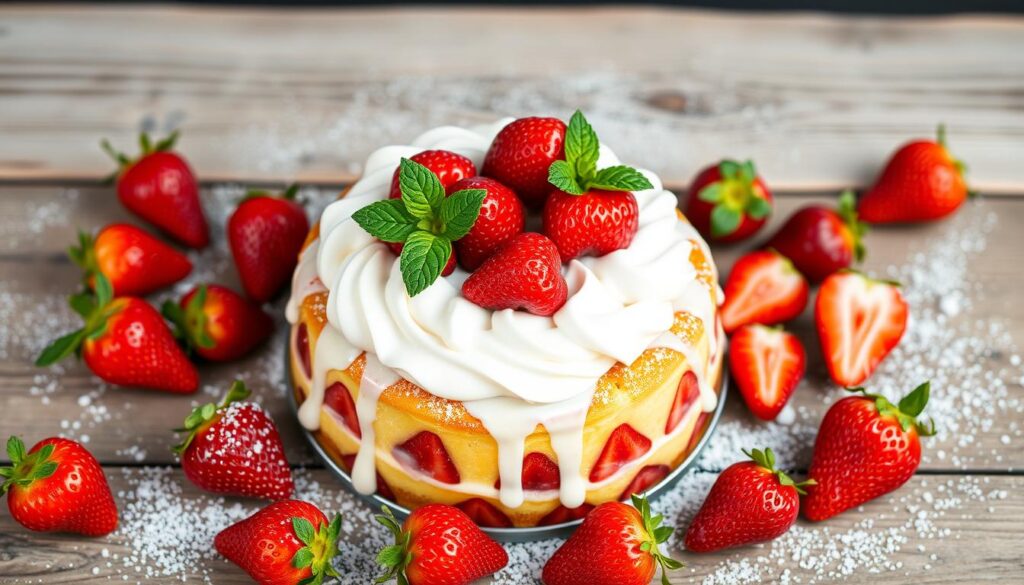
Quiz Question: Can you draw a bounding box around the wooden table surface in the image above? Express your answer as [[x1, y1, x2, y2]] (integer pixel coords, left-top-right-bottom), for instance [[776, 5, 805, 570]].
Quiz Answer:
[[1, 5, 1023, 585]]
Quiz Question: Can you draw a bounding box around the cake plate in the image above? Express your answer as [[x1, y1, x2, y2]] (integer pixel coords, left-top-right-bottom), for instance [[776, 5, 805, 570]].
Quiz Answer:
[[289, 365, 728, 543]]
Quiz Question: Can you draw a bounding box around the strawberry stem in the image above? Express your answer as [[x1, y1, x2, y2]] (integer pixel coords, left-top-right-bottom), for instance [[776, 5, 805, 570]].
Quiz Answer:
[[172, 380, 251, 454], [629, 493, 684, 585], [0, 436, 59, 495], [742, 447, 816, 495], [845, 382, 936, 436], [837, 190, 868, 264], [291, 513, 342, 585], [35, 274, 119, 367], [374, 505, 414, 585], [162, 285, 216, 352]]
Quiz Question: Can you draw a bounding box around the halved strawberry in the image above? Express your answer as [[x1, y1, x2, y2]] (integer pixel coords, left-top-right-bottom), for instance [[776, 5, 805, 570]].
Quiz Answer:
[[295, 323, 311, 379], [324, 381, 360, 438], [538, 504, 594, 526], [728, 324, 806, 421], [392, 431, 461, 485], [666, 371, 700, 434], [456, 498, 513, 528], [720, 250, 809, 334], [815, 271, 908, 387], [340, 454, 396, 501], [589, 424, 651, 483], [495, 452, 560, 491], [618, 465, 671, 500]]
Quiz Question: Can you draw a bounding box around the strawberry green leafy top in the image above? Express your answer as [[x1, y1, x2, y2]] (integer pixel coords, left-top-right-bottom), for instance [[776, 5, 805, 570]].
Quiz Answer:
[[353, 158, 486, 297], [547, 110, 654, 195]]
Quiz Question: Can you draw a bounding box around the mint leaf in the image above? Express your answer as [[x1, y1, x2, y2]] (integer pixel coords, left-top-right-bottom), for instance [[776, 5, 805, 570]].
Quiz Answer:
[[398, 158, 444, 219], [439, 189, 486, 241], [589, 166, 654, 192], [400, 232, 451, 297], [565, 110, 600, 183], [548, 160, 584, 195], [352, 199, 418, 243]]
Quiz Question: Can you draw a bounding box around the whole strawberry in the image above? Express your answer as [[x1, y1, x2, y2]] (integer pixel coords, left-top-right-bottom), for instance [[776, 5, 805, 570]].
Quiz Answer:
[[729, 325, 806, 421], [102, 131, 208, 248], [462, 232, 567, 316], [69, 224, 192, 297], [174, 381, 293, 500], [859, 126, 971, 223], [376, 504, 508, 585], [542, 111, 652, 262], [804, 383, 935, 521], [215, 499, 341, 585], [36, 275, 198, 393], [720, 250, 808, 334], [163, 284, 273, 362], [684, 448, 812, 552], [388, 149, 477, 199], [353, 159, 487, 296], [1, 435, 117, 536], [448, 176, 525, 270], [543, 494, 681, 585], [764, 191, 867, 283], [228, 184, 310, 303], [483, 116, 566, 207], [685, 160, 773, 243]]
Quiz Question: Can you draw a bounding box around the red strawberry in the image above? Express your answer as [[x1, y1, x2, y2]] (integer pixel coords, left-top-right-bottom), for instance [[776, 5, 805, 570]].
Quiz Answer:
[[69, 224, 191, 297], [859, 125, 971, 223], [295, 323, 312, 379], [666, 371, 701, 434], [388, 149, 477, 199], [36, 275, 198, 393], [324, 381, 361, 438], [589, 424, 651, 483], [729, 325, 806, 421], [175, 381, 293, 500], [720, 250, 809, 334], [764, 191, 867, 283], [462, 232, 568, 316], [376, 504, 508, 585], [685, 160, 773, 243], [448, 177, 525, 270], [619, 465, 671, 500], [215, 499, 341, 585], [495, 452, 560, 491], [102, 131, 208, 248], [456, 498, 514, 528], [163, 284, 273, 362], [684, 448, 812, 552], [815, 271, 908, 387], [538, 504, 594, 526], [804, 383, 934, 521], [483, 116, 567, 207], [392, 431, 460, 485], [542, 494, 681, 585], [228, 184, 309, 303], [543, 189, 640, 262], [1, 436, 117, 536]]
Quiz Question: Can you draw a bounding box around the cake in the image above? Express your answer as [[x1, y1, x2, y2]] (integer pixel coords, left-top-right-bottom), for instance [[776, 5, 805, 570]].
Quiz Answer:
[[286, 114, 724, 528]]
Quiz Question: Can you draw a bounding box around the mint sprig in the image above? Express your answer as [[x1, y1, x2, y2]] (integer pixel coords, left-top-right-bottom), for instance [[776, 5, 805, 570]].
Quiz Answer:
[[352, 158, 485, 297], [547, 110, 653, 196]]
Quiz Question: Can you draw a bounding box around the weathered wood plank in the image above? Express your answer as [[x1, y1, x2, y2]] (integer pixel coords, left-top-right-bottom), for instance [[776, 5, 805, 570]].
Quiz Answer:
[[1, 185, 1021, 473], [0, 468, 1019, 584], [0, 7, 1023, 190]]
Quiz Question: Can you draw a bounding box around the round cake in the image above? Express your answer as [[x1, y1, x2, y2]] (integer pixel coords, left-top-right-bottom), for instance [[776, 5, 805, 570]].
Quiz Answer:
[[287, 117, 724, 528]]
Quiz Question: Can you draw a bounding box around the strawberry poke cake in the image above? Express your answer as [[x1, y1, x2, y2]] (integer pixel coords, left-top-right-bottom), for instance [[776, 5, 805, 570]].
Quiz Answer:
[[287, 112, 725, 528]]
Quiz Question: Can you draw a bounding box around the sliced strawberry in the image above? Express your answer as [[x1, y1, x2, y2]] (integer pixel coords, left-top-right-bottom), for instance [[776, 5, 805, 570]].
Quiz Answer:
[[538, 504, 594, 526], [720, 250, 809, 334], [815, 271, 908, 387], [296, 323, 311, 379], [618, 465, 671, 500], [324, 381, 361, 438], [495, 452, 560, 491], [684, 412, 712, 457], [388, 150, 477, 199], [728, 324, 806, 421], [456, 498, 513, 528], [589, 424, 652, 483], [666, 370, 700, 434], [392, 431, 461, 485], [340, 454, 395, 501]]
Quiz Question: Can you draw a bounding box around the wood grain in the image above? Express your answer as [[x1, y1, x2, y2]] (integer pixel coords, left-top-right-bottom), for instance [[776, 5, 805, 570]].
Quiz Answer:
[[1, 6, 1023, 190], [2, 185, 1021, 473], [0, 468, 1020, 584]]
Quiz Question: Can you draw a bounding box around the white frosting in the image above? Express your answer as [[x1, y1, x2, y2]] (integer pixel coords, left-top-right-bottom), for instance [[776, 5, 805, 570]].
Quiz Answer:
[[287, 120, 721, 508]]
